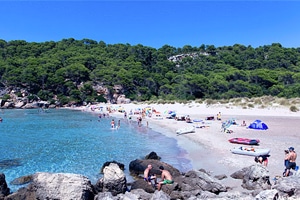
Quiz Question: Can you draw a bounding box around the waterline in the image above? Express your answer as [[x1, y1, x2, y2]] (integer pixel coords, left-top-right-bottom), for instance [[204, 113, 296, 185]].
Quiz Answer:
[[0, 109, 191, 192]]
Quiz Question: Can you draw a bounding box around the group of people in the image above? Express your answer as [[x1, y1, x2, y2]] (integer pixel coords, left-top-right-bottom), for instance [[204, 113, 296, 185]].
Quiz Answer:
[[143, 164, 173, 191], [254, 146, 297, 177], [110, 119, 120, 129]]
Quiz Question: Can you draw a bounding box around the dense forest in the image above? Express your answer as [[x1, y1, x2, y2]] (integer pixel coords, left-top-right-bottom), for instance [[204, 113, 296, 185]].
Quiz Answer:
[[0, 38, 300, 105]]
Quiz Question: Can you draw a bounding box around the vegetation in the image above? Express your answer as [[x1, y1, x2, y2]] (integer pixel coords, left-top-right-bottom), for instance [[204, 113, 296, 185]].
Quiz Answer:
[[0, 39, 300, 105]]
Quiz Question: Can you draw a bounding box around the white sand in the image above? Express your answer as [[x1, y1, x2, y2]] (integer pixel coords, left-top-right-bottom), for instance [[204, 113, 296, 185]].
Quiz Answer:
[[80, 102, 300, 189]]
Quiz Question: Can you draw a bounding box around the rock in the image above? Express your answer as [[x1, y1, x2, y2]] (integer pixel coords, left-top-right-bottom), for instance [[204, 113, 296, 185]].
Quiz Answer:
[[10, 174, 33, 185], [272, 175, 300, 197], [214, 174, 227, 180], [100, 161, 125, 173], [14, 101, 25, 108], [255, 189, 279, 200], [145, 152, 161, 160], [129, 159, 181, 178], [94, 192, 115, 200], [130, 179, 156, 193], [231, 164, 271, 191], [2, 101, 14, 108], [0, 173, 10, 198], [129, 188, 153, 200], [96, 163, 127, 196], [150, 190, 170, 200], [5, 184, 36, 199], [183, 170, 227, 194], [27, 172, 94, 200], [0, 158, 22, 168]]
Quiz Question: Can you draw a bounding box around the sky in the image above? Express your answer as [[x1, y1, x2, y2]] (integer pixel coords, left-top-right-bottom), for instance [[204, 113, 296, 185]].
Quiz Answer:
[[1, 1, 300, 49]]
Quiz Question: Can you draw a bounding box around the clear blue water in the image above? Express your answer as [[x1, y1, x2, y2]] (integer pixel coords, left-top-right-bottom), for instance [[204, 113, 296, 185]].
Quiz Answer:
[[0, 109, 191, 192]]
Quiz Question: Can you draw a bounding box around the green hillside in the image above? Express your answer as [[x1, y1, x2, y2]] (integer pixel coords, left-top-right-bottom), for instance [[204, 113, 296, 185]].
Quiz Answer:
[[0, 39, 300, 105]]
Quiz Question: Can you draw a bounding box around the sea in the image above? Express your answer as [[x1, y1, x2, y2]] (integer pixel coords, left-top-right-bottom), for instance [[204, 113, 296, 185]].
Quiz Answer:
[[0, 108, 191, 192]]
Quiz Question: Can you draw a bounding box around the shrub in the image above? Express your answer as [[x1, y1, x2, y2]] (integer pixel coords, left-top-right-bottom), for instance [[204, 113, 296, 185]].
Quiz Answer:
[[1, 94, 11, 101], [290, 106, 299, 112], [248, 103, 254, 108]]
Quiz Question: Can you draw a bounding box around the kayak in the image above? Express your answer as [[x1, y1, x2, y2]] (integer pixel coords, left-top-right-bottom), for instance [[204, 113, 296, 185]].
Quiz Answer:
[[231, 146, 270, 157], [229, 138, 260, 145], [176, 126, 195, 135]]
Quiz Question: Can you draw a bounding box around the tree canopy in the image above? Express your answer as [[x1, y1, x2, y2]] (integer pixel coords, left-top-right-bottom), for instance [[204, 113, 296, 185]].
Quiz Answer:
[[0, 39, 300, 104]]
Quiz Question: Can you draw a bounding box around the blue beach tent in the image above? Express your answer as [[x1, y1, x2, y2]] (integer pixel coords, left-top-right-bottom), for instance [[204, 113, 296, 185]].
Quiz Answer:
[[248, 120, 268, 130]]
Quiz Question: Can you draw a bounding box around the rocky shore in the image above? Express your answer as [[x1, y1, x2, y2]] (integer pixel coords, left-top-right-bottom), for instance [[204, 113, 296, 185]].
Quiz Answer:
[[1, 151, 300, 200]]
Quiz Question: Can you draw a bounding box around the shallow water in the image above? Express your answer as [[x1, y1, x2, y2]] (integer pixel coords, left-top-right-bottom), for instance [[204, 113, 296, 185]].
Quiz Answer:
[[0, 109, 191, 192]]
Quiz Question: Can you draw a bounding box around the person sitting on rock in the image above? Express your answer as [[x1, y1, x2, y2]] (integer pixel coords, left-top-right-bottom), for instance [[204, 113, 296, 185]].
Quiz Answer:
[[157, 166, 173, 191], [143, 164, 157, 185]]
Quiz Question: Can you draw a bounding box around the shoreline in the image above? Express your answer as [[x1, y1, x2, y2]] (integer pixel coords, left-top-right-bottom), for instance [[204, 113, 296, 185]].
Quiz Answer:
[[78, 102, 300, 190]]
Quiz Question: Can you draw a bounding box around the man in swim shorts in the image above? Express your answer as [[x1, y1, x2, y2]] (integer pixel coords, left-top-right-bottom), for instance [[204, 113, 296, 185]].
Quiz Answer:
[[157, 166, 173, 191], [285, 147, 297, 177], [143, 164, 156, 185]]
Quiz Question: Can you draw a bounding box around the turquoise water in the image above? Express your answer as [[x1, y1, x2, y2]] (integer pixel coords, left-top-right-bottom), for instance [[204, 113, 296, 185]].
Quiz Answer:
[[0, 109, 191, 192]]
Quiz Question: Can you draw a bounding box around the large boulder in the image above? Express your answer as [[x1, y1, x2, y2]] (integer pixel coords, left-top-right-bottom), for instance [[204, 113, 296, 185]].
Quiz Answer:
[[100, 161, 125, 173], [181, 170, 227, 194], [95, 163, 127, 196], [7, 172, 94, 200], [0, 173, 10, 198], [129, 159, 181, 178], [231, 164, 271, 191], [272, 174, 300, 198]]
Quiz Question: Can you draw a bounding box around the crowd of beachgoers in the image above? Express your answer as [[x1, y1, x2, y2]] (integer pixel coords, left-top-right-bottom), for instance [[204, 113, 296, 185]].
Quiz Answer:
[[76, 102, 300, 186]]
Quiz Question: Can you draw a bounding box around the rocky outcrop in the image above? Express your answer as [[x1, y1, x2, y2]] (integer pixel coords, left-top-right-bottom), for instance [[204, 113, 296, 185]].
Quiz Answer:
[[112, 85, 130, 104], [0, 85, 131, 107], [94, 163, 127, 196], [4, 160, 300, 199]]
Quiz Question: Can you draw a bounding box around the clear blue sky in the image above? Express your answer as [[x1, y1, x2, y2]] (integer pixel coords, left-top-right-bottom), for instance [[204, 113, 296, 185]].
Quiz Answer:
[[1, 1, 300, 49]]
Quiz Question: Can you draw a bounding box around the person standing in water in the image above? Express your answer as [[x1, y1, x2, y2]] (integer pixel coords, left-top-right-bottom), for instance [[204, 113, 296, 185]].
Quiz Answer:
[[117, 120, 120, 129], [111, 119, 115, 128]]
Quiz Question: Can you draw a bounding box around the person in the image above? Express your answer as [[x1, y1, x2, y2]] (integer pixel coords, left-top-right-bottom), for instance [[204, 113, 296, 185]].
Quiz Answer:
[[143, 164, 157, 185], [111, 119, 115, 128], [241, 120, 247, 127], [284, 147, 297, 177], [283, 150, 290, 176], [217, 112, 221, 120], [157, 166, 173, 191], [254, 155, 269, 166], [117, 120, 120, 129]]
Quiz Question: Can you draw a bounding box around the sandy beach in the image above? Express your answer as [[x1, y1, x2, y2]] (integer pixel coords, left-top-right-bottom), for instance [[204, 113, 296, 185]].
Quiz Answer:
[[80, 102, 300, 190]]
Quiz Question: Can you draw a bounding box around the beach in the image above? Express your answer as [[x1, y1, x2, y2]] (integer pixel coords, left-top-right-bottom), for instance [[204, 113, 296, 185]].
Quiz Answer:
[[81, 102, 300, 190]]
